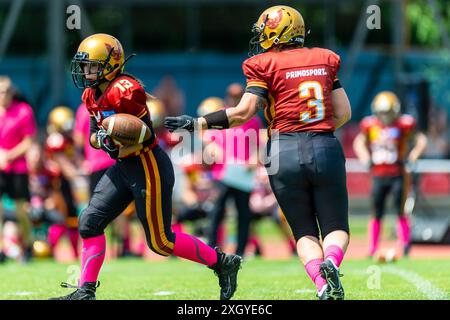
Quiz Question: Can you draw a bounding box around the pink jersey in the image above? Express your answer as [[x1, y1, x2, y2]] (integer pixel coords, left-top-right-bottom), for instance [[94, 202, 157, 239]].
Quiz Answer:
[[210, 115, 262, 181], [74, 104, 115, 173], [0, 100, 37, 173]]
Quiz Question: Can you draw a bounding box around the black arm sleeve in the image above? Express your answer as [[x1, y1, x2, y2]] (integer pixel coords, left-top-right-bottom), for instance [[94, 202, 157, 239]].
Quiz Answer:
[[89, 116, 100, 149], [203, 109, 230, 130], [332, 79, 342, 90], [246, 86, 269, 102]]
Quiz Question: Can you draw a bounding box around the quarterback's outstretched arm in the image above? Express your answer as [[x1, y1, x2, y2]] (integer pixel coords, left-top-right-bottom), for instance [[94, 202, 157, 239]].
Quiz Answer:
[[198, 93, 264, 129], [164, 93, 264, 132]]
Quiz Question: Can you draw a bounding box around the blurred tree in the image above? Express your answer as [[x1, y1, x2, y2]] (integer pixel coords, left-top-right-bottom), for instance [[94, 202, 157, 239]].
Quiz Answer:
[[407, 0, 450, 47]]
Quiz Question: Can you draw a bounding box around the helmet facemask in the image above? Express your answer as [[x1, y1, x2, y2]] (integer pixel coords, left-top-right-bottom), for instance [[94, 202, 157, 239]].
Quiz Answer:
[[371, 91, 401, 126], [248, 16, 270, 57], [376, 110, 399, 126], [71, 49, 116, 89]]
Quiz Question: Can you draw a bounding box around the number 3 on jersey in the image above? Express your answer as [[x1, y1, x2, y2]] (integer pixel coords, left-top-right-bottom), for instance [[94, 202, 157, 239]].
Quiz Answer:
[[299, 81, 325, 123]]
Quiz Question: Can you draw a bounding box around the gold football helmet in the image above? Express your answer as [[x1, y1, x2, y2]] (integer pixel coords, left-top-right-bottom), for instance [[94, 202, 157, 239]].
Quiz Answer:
[[71, 33, 127, 88], [32, 240, 52, 259], [249, 5, 306, 56], [47, 106, 74, 134], [371, 91, 401, 125], [197, 97, 225, 117]]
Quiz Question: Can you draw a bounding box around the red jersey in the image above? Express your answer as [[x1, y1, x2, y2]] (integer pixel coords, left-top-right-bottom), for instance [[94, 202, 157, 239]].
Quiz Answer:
[[243, 47, 341, 135], [45, 132, 75, 158], [82, 74, 148, 125], [360, 114, 416, 177]]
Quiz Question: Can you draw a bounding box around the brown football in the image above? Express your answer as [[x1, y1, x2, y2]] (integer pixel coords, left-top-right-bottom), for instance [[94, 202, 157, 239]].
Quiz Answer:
[[102, 113, 151, 146]]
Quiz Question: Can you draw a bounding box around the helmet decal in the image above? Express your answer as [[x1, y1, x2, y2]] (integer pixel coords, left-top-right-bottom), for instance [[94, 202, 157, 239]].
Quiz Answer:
[[266, 9, 283, 29], [105, 42, 122, 62]]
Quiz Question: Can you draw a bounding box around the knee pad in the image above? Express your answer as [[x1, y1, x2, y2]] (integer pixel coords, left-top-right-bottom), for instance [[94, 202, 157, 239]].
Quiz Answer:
[[78, 210, 105, 239]]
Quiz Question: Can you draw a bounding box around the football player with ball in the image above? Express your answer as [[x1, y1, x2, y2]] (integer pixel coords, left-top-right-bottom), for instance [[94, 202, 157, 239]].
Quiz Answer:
[[50, 34, 242, 300]]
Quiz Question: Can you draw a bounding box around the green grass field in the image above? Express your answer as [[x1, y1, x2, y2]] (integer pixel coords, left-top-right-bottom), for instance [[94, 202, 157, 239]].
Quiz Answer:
[[0, 215, 448, 300], [0, 257, 449, 300]]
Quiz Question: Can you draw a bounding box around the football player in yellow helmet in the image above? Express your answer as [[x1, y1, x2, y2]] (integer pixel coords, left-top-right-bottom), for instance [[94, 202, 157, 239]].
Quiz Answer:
[[71, 33, 131, 89], [47, 106, 75, 134], [166, 4, 353, 300], [371, 91, 401, 126], [354, 91, 427, 260], [249, 5, 307, 56], [50, 33, 242, 300]]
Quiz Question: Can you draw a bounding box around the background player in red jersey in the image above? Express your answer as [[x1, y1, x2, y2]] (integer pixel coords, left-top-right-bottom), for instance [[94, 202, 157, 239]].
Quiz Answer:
[[44, 106, 80, 259], [50, 34, 242, 300], [166, 5, 352, 300], [353, 91, 427, 258]]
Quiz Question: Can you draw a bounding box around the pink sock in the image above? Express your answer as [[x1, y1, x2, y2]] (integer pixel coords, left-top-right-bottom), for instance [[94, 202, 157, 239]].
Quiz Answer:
[[324, 245, 344, 268], [173, 232, 218, 266], [80, 234, 106, 286], [397, 216, 410, 248], [305, 259, 327, 292], [48, 224, 66, 249], [68, 228, 80, 258], [368, 218, 381, 256]]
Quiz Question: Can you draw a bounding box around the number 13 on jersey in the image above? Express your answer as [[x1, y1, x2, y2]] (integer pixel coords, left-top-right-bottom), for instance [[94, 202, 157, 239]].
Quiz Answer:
[[299, 81, 325, 123]]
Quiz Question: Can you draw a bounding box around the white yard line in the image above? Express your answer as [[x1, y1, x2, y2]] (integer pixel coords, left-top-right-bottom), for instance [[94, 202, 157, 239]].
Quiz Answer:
[[5, 291, 35, 296], [153, 291, 174, 296], [381, 266, 449, 300], [294, 289, 315, 294]]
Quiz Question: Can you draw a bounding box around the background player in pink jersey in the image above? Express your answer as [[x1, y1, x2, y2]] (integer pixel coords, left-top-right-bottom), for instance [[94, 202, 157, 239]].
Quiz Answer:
[[353, 91, 427, 258], [166, 5, 352, 300], [0, 76, 37, 263]]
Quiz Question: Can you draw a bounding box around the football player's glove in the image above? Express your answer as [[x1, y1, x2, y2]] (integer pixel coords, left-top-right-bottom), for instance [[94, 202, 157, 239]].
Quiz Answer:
[[164, 115, 196, 132], [96, 129, 119, 159]]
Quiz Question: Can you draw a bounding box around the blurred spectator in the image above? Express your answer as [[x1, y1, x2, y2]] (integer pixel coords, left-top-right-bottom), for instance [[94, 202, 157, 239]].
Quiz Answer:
[[172, 152, 219, 240], [152, 76, 185, 116], [0, 76, 37, 263], [423, 107, 449, 159], [248, 164, 296, 258], [224, 83, 245, 108], [205, 84, 263, 257]]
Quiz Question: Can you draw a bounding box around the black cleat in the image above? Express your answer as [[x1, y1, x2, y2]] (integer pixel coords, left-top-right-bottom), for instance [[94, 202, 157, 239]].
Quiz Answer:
[[49, 282, 99, 300], [320, 259, 344, 300], [317, 284, 329, 300], [209, 247, 242, 300]]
